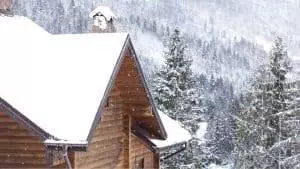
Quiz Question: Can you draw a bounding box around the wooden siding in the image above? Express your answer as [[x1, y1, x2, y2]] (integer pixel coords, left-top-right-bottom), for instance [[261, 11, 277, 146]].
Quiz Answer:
[[130, 134, 159, 169], [0, 111, 48, 168], [116, 53, 162, 138], [74, 85, 127, 169], [74, 53, 159, 169]]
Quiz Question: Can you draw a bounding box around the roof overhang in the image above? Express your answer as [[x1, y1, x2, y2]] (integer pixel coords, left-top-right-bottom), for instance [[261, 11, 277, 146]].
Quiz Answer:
[[132, 125, 189, 160], [86, 36, 168, 143], [0, 16, 184, 151], [0, 97, 53, 140], [44, 139, 87, 151]]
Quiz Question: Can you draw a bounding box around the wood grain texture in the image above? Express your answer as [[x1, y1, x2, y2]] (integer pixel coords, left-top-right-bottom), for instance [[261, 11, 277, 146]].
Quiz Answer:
[[74, 85, 126, 169], [74, 54, 160, 169], [0, 111, 48, 168]]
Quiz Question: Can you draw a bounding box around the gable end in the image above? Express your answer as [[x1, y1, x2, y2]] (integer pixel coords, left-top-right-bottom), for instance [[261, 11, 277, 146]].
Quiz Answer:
[[0, 97, 52, 140], [87, 36, 167, 143]]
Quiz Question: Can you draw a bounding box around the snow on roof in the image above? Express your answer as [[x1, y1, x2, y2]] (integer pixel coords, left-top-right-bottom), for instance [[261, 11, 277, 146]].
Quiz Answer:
[[0, 15, 49, 36], [44, 139, 87, 146], [0, 16, 128, 142], [89, 6, 116, 21], [149, 110, 192, 149]]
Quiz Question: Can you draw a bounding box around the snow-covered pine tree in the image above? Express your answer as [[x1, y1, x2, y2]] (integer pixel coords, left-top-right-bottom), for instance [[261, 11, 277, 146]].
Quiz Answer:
[[152, 28, 197, 129], [151, 28, 203, 168], [234, 37, 299, 169], [275, 80, 300, 169], [234, 67, 272, 168], [267, 38, 300, 169]]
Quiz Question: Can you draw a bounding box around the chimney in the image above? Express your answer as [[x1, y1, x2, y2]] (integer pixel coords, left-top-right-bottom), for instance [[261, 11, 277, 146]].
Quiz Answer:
[[0, 0, 12, 15], [89, 6, 116, 33]]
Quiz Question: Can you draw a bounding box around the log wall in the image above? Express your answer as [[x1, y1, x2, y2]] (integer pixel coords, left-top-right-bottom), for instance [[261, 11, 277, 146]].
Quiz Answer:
[[116, 54, 162, 138], [130, 134, 159, 169], [0, 111, 48, 168], [74, 86, 127, 169], [74, 54, 160, 169], [0, 50, 161, 168]]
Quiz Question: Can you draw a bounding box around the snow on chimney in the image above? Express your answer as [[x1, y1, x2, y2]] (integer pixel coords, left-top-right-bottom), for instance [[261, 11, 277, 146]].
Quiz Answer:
[[0, 0, 12, 15], [89, 6, 116, 33]]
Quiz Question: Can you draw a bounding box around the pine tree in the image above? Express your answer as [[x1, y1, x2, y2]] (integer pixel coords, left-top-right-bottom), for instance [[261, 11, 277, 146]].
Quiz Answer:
[[52, 0, 65, 33], [234, 37, 298, 169], [275, 81, 300, 169], [152, 28, 195, 123], [152, 28, 202, 168]]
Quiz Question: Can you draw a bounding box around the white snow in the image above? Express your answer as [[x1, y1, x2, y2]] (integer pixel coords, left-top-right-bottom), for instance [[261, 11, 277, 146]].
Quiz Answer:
[[0, 16, 190, 149], [149, 110, 192, 149], [0, 16, 128, 142], [89, 6, 116, 21], [207, 164, 231, 169], [196, 122, 208, 144], [44, 139, 87, 145], [93, 15, 107, 30], [254, 36, 272, 52], [0, 15, 49, 36]]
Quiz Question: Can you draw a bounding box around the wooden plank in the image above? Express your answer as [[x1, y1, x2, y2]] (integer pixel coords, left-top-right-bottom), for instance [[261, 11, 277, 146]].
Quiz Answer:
[[92, 132, 124, 142], [0, 113, 9, 118], [0, 117, 16, 123], [0, 142, 44, 148], [0, 155, 46, 163], [0, 148, 45, 154], [134, 116, 156, 121], [100, 114, 124, 121], [0, 152, 45, 158], [0, 136, 41, 143], [0, 163, 47, 168], [0, 122, 24, 130], [0, 130, 35, 137], [94, 128, 123, 137]]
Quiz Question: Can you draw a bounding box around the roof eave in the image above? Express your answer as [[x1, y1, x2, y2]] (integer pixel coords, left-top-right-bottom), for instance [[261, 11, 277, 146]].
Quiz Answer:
[[0, 97, 53, 140], [155, 141, 189, 152], [127, 38, 168, 140], [86, 34, 130, 143], [133, 125, 189, 154], [45, 143, 87, 152], [86, 34, 168, 144]]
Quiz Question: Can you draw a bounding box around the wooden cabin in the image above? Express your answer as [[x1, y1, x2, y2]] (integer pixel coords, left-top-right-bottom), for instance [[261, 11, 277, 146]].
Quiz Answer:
[[0, 16, 191, 168]]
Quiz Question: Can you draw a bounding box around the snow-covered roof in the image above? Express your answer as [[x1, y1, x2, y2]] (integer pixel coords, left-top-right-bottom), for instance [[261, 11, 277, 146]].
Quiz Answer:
[[44, 139, 87, 146], [0, 15, 49, 36], [89, 6, 116, 21], [0, 16, 190, 150], [149, 110, 192, 149], [0, 16, 127, 143]]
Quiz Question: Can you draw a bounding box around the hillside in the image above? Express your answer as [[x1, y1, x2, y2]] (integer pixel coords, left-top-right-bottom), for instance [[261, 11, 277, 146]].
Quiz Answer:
[[11, 0, 300, 168], [15, 0, 298, 91]]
